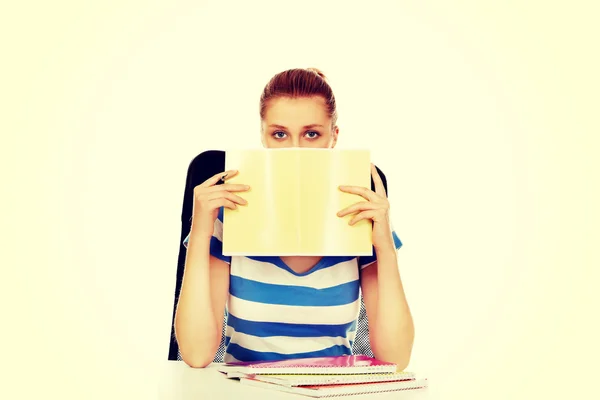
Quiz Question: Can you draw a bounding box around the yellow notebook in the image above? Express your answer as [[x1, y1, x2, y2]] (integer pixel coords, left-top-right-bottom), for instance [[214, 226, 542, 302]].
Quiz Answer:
[[222, 148, 372, 256]]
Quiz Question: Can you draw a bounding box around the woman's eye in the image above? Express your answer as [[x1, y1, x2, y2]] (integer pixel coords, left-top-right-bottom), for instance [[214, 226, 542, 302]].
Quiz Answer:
[[305, 131, 320, 139], [273, 131, 287, 139]]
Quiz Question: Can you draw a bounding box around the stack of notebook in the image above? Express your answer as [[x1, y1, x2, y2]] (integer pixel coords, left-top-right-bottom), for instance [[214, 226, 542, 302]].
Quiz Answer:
[[217, 355, 427, 398]]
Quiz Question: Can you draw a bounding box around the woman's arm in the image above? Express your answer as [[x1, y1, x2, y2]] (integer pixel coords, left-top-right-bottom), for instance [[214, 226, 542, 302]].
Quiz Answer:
[[338, 164, 414, 370], [174, 229, 230, 368], [175, 169, 247, 367], [360, 251, 414, 370]]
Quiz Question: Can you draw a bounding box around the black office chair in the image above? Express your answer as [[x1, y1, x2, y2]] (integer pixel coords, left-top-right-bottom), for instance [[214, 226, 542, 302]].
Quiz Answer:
[[168, 150, 389, 362]]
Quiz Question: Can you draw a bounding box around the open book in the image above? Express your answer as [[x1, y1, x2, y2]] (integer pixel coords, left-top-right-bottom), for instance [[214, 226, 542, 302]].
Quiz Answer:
[[222, 148, 372, 256]]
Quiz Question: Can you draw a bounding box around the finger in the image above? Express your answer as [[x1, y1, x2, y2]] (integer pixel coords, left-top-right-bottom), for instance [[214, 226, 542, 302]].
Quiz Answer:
[[337, 201, 374, 217], [338, 185, 377, 202], [209, 197, 237, 210], [349, 210, 378, 225], [371, 163, 387, 197], [205, 183, 250, 193], [199, 170, 239, 188], [207, 190, 248, 205]]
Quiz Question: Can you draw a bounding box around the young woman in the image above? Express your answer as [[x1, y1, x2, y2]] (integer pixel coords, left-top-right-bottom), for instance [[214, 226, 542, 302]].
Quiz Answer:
[[175, 68, 414, 369]]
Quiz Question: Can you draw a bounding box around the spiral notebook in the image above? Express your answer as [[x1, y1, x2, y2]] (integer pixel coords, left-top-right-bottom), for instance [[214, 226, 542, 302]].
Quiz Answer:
[[239, 377, 429, 398], [222, 148, 372, 256], [226, 371, 416, 387], [217, 355, 397, 375]]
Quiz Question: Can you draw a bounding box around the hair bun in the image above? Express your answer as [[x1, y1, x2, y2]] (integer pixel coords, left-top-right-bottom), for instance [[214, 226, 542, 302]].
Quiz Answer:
[[307, 67, 327, 81]]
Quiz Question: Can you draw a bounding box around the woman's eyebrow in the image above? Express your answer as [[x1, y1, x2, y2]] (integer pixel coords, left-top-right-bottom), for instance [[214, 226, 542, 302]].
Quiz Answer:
[[303, 124, 324, 129], [268, 124, 324, 129]]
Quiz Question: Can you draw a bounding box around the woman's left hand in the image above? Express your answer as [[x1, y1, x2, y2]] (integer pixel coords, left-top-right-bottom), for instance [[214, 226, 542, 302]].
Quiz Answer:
[[337, 163, 395, 250]]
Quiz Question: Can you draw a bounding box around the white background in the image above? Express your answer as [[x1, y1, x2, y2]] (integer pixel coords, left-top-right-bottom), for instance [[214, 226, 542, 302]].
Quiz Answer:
[[2, 1, 598, 399]]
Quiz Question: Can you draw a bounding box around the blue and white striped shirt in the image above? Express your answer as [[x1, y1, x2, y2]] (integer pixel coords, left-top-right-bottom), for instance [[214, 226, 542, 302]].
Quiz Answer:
[[183, 207, 402, 362]]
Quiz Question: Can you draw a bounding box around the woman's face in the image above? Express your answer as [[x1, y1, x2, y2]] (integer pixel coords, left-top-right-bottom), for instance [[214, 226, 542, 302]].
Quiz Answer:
[[261, 96, 338, 148]]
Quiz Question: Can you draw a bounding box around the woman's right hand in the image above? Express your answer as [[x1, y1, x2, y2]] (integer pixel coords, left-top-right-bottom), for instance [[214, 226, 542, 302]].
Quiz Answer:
[[191, 169, 250, 237]]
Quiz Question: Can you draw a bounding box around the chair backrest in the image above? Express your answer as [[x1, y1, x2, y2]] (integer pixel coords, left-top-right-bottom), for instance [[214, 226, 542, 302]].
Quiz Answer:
[[168, 150, 388, 361]]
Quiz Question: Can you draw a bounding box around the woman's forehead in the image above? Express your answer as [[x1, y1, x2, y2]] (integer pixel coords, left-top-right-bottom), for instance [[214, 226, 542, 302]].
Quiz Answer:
[[264, 96, 330, 127]]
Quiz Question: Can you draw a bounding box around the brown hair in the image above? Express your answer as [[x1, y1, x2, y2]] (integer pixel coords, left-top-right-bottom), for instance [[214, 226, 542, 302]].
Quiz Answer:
[[259, 68, 338, 127]]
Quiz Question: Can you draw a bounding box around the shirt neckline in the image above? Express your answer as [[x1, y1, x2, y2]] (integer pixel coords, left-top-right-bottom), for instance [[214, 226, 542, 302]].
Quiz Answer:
[[245, 256, 349, 277]]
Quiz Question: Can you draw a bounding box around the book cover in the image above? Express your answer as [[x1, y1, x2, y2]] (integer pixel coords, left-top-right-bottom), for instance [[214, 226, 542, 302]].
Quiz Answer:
[[222, 148, 372, 256]]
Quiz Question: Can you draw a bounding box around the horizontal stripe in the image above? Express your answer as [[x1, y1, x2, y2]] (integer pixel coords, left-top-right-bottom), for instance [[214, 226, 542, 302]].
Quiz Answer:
[[230, 257, 359, 289], [357, 254, 376, 268], [357, 230, 402, 267], [359, 259, 377, 270], [393, 230, 402, 249], [229, 276, 360, 306], [224, 354, 242, 363], [228, 295, 360, 325], [210, 236, 231, 263], [246, 255, 356, 276], [226, 313, 357, 338], [213, 214, 224, 241], [226, 342, 352, 362], [224, 326, 356, 355]]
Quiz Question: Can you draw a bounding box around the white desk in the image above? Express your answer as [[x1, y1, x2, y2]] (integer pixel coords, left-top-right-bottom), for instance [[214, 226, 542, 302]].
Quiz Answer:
[[158, 361, 430, 399]]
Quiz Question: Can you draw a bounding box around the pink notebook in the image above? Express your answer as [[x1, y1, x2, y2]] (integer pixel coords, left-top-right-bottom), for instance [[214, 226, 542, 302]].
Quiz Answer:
[[217, 355, 397, 375]]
